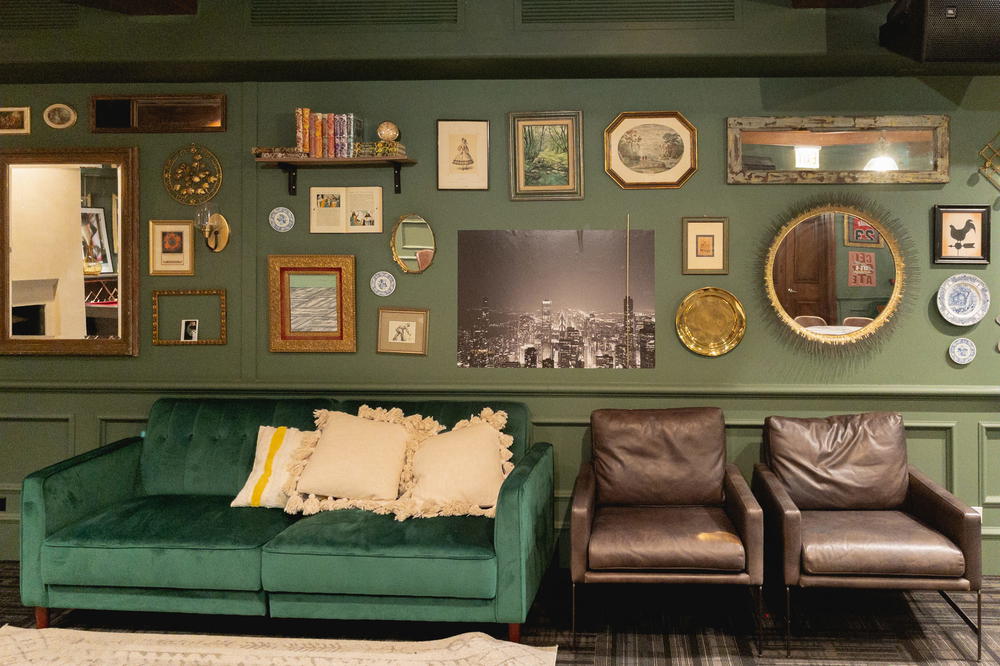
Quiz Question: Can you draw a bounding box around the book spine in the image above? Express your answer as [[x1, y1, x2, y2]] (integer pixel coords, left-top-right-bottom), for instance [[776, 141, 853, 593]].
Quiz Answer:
[[301, 108, 310, 155], [338, 113, 347, 157], [311, 113, 323, 158], [295, 108, 304, 153], [325, 113, 334, 158], [347, 113, 355, 159]]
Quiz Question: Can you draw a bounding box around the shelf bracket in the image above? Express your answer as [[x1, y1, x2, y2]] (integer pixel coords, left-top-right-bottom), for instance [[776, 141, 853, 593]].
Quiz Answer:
[[393, 163, 402, 194], [278, 163, 298, 196]]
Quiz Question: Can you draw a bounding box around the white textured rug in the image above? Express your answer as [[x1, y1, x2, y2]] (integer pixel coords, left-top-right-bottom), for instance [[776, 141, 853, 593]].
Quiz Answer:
[[0, 626, 557, 665]]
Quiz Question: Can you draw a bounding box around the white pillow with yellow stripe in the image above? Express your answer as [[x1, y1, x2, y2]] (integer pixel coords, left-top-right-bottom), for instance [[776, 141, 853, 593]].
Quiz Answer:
[[232, 426, 316, 508]]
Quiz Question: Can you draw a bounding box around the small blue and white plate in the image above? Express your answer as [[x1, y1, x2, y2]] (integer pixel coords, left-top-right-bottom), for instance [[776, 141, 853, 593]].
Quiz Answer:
[[936, 273, 990, 326], [370, 271, 396, 297], [269, 207, 295, 232], [949, 337, 976, 365]]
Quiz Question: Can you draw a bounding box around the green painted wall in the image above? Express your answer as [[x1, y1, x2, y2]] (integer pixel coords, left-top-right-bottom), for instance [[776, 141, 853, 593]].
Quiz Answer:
[[1, 75, 999, 571]]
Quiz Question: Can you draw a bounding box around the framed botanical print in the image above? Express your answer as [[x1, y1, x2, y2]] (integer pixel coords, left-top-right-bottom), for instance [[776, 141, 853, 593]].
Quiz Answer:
[[377, 307, 428, 355], [437, 119, 489, 190], [148, 220, 194, 276], [268, 254, 356, 352], [507, 110, 583, 201], [682, 217, 728, 275], [605, 111, 697, 189], [933, 205, 990, 264]]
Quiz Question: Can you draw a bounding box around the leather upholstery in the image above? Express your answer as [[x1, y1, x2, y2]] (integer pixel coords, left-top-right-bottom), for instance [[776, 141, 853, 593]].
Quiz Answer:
[[724, 464, 764, 585], [800, 510, 965, 577], [589, 505, 745, 572], [591, 407, 725, 506], [752, 463, 802, 586], [763, 412, 908, 510], [570, 463, 596, 583]]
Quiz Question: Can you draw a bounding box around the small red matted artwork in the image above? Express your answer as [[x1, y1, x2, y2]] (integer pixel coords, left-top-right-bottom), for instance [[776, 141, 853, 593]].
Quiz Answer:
[[848, 251, 876, 287], [844, 215, 884, 248], [267, 255, 356, 352]]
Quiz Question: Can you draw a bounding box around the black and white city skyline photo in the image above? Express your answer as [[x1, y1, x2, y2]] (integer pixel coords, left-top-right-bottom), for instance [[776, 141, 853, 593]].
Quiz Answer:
[[457, 229, 655, 369]]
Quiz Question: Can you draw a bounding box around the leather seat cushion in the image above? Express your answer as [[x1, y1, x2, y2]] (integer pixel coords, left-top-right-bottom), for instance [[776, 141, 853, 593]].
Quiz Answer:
[[801, 510, 965, 577], [589, 505, 745, 572]]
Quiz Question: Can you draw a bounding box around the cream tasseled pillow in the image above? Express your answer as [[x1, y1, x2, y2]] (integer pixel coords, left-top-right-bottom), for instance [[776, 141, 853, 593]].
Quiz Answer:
[[231, 426, 315, 508], [409, 423, 506, 508]]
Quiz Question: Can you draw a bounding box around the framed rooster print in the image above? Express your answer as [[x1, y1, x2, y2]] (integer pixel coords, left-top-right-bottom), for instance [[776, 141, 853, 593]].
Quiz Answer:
[[933, 205, 990, 265]]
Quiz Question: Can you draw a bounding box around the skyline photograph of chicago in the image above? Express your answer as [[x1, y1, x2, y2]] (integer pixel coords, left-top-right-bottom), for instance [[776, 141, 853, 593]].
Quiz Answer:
[[457, 229, 655, 369]]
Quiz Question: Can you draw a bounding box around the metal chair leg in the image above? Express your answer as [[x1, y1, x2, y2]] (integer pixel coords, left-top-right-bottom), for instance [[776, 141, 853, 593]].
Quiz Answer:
[[571, 582, 576, 646], [784, 585, 791, 657], [939, 589, 982, 662], [752, 585, 763, 656]]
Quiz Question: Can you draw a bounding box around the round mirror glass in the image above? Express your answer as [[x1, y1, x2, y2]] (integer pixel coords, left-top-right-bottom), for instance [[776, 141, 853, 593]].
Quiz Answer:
[[391, 214, 435, 274], [765, 205, 904, 344]]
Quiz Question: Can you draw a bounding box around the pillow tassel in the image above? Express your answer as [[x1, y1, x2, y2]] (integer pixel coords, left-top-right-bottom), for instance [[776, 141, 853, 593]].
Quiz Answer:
[[284, 493, 304, 515], [302, 493, 321, 515]]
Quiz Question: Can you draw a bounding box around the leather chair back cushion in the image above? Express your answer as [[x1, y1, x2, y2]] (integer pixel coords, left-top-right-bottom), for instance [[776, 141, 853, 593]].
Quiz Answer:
[[764, 412, 908, 510], [591, 407, 725, 506]]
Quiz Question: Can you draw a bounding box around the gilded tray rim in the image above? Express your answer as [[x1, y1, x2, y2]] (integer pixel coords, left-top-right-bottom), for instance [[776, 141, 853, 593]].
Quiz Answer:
[[675, 286, 747, 357]]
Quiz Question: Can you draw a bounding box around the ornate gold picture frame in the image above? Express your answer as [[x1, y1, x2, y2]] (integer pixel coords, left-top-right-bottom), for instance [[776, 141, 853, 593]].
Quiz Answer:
[[152, 289, 227, 345], [268, 254, 356, 352]]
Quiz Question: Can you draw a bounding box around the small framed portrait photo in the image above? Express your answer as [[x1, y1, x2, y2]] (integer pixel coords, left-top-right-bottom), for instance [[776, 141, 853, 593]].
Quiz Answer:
[[933, 205, 990, 265], [180, 319, 199, 341], [682, 217, 728, 275], [377, 307, 428, 355], [149, 220, 195, 276]]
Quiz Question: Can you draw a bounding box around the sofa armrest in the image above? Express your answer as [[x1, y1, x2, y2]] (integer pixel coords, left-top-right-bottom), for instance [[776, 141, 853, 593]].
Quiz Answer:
[[20, 436, 143, 607], [724, 463, 763, 585], [494, 441, 555, 623], [751, 462, 801, 586], [906, 465, 981, 589], [570, 462, 596, 583]]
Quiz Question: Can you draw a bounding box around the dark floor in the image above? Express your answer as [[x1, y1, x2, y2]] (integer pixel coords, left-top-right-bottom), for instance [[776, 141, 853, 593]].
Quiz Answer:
[[1, 561, 996, 664]]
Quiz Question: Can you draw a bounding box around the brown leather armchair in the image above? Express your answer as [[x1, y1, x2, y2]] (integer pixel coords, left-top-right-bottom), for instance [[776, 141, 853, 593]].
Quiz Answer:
[[571, 407, 763, 651], [753, 412, 982, 660]]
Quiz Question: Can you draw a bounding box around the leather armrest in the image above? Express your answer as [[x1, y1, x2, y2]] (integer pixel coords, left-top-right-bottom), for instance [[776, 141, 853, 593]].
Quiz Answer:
[[906, 465, 981, 590], [751, 462, 801, 586], [570, 462, 596, 583], [724, 463, 763, 584]]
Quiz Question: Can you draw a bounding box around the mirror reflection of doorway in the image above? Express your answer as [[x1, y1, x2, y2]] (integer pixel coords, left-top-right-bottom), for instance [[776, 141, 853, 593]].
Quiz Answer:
[[773, 212, 837, 326]]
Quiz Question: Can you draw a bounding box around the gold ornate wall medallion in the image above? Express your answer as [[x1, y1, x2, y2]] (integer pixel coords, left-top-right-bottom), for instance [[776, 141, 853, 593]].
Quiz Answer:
[[162, 143, 222, 205]]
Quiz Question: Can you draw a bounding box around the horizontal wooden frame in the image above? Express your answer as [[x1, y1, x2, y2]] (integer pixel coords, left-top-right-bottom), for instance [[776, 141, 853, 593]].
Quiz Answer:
[[151, 289, 227, 345], [90, 94, 226, 133]]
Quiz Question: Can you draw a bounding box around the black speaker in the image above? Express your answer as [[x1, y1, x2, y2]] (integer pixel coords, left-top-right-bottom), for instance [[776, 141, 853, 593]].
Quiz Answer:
[[880, 0, 1000, 61]]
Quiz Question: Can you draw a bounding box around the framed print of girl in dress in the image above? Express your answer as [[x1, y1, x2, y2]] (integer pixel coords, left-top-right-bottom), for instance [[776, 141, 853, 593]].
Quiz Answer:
[[437, 119, 489, 190]]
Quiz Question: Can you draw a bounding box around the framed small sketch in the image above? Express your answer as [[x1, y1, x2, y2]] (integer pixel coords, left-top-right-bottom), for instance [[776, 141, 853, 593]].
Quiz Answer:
[[682, 217, 728, 275], [81, 207, 114, 273], [507, 110, 583, 201], [268, 254, 356, 352], [605, 111, 697, 189], [437, 119, 489, 190], [148, 220, 195, 276], [377, 307, 428, 355], [0, 107, 30, 134], [933, 204, 990, 265]]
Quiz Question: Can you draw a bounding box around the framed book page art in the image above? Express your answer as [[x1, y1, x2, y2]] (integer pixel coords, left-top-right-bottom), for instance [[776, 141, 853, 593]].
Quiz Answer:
[[148, 220, 193, 276], [309, 186, 382, 233], [437, 120, 489, 190]]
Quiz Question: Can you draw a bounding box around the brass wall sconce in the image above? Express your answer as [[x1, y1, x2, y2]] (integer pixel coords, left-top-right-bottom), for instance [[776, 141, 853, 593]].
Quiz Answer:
[[194, 202, 230, 252], [979, 132, 1000, 192]]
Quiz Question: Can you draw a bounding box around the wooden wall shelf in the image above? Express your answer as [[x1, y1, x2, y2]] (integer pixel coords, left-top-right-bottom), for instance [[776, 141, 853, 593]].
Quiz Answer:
[[255, 157, 417, 195]]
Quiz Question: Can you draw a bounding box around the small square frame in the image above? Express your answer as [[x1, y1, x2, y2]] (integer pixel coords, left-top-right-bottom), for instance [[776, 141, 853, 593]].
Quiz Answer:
[[149, 220, 195, 276], [682, 217, 728, 275], [268, 254, 356, 352], [437, 119, 489, 190], [0, 107, 30, 134], [152, 289, 227, 345], [933, 204, 990, 264], [377, 307, 428, 355], [507, 110, 583, 201]]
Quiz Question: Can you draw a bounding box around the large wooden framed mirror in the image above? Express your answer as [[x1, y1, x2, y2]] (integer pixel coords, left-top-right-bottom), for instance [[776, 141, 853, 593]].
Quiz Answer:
[[764, 201, 906, 345], [0, 147, 139, 355]]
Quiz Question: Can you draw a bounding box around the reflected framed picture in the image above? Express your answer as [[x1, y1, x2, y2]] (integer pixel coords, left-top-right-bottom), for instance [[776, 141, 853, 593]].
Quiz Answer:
[[82, 208, 114, 274], [933, 204, 990, 265], [437, 119, 489, 190], [682, 217, 728, 275], [148, 220, 194, 276], [507, 110, 583, 201], [0, 107, 29, 134], [844, 214, 884, 248], [268, 254, 356, 352], [377, 307, 428, 355], [605, 111, 697, 189]]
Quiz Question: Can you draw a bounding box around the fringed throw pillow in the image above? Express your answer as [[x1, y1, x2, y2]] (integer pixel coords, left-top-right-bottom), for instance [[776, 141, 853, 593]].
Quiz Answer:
[[232, 426, 316, 508]]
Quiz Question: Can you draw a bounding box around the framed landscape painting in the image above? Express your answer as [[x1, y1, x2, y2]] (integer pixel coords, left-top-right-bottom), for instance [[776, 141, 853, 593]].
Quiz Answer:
[[507, 110, 583, 201], [268, 254, 356, 352], [605, 111, 697, 189]]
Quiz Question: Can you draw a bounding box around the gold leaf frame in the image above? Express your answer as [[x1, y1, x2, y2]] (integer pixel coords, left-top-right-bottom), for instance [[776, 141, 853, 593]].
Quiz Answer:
[[605, 111, 698, 189], [268, 254, 356, 353], [152, 289, 227, 345]]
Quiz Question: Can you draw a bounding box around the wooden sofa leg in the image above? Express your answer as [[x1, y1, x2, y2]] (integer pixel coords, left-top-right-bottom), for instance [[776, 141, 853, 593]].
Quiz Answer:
[[507, 623, 521, 643], [34, 607, 49, 629]]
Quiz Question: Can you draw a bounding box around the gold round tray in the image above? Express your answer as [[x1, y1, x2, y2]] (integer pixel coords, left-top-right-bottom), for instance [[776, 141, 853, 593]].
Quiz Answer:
[[675, 287, 746, 357]]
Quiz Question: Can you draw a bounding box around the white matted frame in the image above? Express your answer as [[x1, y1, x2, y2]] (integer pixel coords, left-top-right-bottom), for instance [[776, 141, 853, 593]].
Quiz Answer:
[[437, 119, 489, 190], [377, 307, 428, 355], [0, 107, 30, 134], [682, 217, 728, 275], [148, 220, 195, 276]]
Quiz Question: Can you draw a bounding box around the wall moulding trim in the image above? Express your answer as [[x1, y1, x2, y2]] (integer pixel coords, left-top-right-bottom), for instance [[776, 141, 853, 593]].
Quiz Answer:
[[904, 420, 956, 493], [98, 415, 149, 446], [1, 382, 998, 399], [0, 414, 75, 458], [978, 422, 1000, 507]]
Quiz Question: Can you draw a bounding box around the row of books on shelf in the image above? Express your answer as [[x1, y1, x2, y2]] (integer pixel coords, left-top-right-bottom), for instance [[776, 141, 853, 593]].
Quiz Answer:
[[295, 108, 364, 158], [250, 139, 407, 161]]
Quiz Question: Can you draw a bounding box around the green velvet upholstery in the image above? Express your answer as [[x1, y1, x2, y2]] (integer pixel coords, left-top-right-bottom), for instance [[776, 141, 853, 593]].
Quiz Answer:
[[141, 398, 334, 496], [48, 586, 268, 616], [44, 496, 296, 590], [263, 510, 497, 598], [268, 593, 499, 622]]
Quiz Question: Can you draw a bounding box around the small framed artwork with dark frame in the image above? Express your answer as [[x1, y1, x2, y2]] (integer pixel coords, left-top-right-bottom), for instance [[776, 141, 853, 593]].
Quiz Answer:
[[934, 205, 990, 264], [507, 110, 583, 201], [377, 307, 428, 355], [682, 217, 728, 275], [437, 119, 489, 190]]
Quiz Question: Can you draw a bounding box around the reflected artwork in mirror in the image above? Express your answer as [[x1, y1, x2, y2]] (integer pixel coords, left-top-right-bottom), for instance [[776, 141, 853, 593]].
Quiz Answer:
[[764, 200, 908, 346], [0, 147, 139, 355], [390, 214, 436, 274]]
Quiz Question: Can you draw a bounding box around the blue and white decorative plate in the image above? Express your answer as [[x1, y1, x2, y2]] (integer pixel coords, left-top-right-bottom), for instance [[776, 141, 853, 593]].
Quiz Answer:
[[948, 337, 976, 365], [936, 273, 990, 326], [268, 207, 295, 232], [370, 271, 396, 297]]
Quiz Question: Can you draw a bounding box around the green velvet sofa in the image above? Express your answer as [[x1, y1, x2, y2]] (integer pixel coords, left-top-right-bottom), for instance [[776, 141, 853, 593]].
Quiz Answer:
[[21, 398, 555, 640]]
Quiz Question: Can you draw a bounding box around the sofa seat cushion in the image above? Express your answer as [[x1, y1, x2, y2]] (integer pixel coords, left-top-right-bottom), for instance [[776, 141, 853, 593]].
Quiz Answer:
[[589, 506, 745, 572], [801, 510, 965, 577], [43, 495, 296, 591], [262, 509, 497, 599]]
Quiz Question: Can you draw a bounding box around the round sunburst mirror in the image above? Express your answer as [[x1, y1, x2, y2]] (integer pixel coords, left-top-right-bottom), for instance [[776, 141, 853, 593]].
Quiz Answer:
[[764, 201, 907, 345]]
